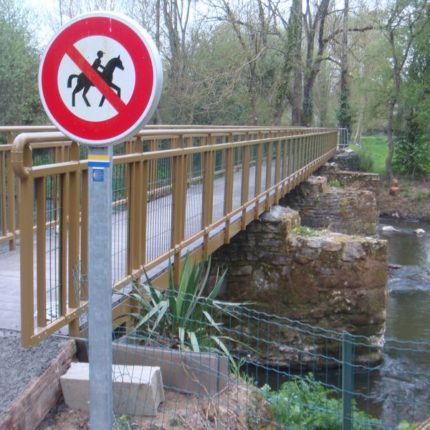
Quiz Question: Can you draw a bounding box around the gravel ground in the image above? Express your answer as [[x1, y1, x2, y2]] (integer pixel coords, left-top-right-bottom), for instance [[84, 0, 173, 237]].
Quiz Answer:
[[0, 329, 67, 416]]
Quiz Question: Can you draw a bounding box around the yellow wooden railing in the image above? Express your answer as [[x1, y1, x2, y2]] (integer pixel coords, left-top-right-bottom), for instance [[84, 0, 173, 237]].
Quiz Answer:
[[7, 126, 338, 346]]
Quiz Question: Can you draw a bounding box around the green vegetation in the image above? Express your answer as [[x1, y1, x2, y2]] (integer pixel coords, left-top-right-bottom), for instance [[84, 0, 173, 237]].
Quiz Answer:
[[351, 133, 430, 178], [292, 226, 320, 236], [262, 374, 381, 430], [350, 136, 388, 175], [413, 190, 430, 202], [127, 257, 240, 369], [392, 115, 430, 177], [113, 415, 137, 430], [0, 0, 44, 125], [327, 178, 341, 188]]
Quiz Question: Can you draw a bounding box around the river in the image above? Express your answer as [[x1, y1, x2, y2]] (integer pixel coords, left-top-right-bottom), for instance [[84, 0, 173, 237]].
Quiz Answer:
[[248, 218, 430, 426], [375, 218, 430, 425]]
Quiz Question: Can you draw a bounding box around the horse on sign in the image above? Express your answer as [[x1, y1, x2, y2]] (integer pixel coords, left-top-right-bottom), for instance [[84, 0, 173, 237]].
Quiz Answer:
[[67, 55, 124, 107]]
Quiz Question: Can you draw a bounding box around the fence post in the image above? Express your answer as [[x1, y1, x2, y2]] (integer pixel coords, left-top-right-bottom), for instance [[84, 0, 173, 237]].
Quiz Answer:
[[342, 331, 353, 430]]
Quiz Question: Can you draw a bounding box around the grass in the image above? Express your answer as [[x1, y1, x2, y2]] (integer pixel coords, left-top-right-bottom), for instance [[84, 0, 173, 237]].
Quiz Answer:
[[292, 226, 320, 236], [350, 135, 388, 176], [327, 178, 341, 188], [413, 190, 430, 202]]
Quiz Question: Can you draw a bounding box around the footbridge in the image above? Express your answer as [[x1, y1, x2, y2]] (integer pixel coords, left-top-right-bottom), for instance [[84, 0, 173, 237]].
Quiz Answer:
[[0, 126, 337, 346]]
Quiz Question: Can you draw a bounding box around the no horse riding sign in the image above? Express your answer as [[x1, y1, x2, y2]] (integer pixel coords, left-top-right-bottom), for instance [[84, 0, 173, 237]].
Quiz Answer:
[[39, 12, 163, 146], [38, 13, 163, 429]]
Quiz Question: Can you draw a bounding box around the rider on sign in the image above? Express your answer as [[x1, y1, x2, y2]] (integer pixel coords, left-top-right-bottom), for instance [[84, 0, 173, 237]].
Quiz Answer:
[[92, 50, 105, 73]]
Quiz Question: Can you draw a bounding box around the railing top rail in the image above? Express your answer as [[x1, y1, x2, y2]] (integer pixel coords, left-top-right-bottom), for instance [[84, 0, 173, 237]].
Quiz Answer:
[[10, 127, 336, 145], [13, 129, 337, 179], [2, 125, 337, 147], [0, 125, 57, 133], [0, 124, 326, 132], [120, 130, 338, 161], [1, 125, 335, 138]]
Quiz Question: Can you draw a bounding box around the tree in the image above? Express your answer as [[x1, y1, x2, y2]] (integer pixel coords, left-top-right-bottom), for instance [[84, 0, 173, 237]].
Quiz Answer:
[[392, 2, 430, 176], [0, 0, 43, 125], [55, 0, 121, 25], [337, 0, 352, 135], [206, 0, 274, 125], [302, 0, 331, 126], [382, 0, 427, 181], [269, 0, 303, 125]]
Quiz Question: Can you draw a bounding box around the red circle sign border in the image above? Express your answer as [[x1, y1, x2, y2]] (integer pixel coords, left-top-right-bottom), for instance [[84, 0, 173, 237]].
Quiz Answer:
[[39, 12, 163, 146]]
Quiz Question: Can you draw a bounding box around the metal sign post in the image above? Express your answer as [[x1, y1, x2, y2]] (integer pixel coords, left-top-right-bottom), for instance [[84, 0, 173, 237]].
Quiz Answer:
[[88, 146, 113, 428], [38, 11, 163, 429]]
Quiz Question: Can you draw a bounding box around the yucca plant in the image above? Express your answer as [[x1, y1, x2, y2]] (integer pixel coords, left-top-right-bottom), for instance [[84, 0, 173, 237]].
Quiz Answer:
[[127, 256, 241, 367]]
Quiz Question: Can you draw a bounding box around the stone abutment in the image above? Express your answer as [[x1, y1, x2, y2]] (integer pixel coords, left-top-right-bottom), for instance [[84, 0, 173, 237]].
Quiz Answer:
[[212, 165, 387, 366]]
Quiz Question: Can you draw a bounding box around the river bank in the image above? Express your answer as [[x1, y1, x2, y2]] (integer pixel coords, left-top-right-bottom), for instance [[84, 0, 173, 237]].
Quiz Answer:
[[378, 178, 430, 222]]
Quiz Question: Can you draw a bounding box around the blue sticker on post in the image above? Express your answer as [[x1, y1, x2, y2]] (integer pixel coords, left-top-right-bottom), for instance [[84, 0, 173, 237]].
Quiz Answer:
[[92, 167, 105, 182]]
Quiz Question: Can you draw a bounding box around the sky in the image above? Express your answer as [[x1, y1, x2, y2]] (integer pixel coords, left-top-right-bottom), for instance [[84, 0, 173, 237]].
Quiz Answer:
[[23, 0, 59, 47]]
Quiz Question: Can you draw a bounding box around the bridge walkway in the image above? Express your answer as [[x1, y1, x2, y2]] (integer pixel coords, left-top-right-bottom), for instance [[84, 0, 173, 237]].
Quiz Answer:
[[0, 126, 337, 345]]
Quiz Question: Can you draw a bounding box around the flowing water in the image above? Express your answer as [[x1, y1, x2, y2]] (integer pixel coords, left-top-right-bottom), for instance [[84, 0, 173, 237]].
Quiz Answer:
[[248, 219, 430, 425], [380, 218, 430, 344], [376, 219, 430, 424]]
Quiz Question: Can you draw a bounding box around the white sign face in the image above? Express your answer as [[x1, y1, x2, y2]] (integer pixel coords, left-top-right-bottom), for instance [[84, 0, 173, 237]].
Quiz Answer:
[[39, 12, 163, 146], [57, 36, 136, 122]]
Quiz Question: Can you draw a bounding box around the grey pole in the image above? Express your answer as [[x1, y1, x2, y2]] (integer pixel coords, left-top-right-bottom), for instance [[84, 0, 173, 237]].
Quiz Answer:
[[88, 145, 113, 429], [342, 331, 353, 430]]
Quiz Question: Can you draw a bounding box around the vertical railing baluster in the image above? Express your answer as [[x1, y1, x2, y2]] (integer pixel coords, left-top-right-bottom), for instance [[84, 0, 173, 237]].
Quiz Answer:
[[224, 139, 234, 243], [241, 144, 251, 229], [265, 140, 273, 210], [282, 139, 288, 196], [81, 168, 88, 302], [254, 138, 263, 219], [7, 150, 16, 250], [133, 137, 145, 269], [36, 177, 46, 329], [171, 147, 187, 284], [287, 138, 292, 192], [0, 152, 6, 240], [20, 143, 34, 346], [149, 138, 157, 195], [59, 172, 69, 318], [275, 139, 281, 203], [140, 159, 149, 267], [68, 142, 80, 337], [294, 137, 299, 186], [128, 159, 141, 275], [202, 137, 215, 257], [300, 136, 304, 177]]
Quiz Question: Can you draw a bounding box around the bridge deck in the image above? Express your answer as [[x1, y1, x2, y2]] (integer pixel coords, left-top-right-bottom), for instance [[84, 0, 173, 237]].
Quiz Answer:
[[0, 162, 271, 331], [0, 128, 337, 344]]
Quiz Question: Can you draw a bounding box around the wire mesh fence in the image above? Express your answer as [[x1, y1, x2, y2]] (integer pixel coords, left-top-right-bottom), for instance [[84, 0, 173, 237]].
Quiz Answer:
[[339, 128, 349, 150], [63, 273, 430, 430]]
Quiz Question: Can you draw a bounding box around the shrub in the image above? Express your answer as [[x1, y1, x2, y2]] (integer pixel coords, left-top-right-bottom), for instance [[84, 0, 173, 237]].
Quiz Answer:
[[126, 256, 241, 368], [355, 148, 374, 173], [393, 133, 430, 177]]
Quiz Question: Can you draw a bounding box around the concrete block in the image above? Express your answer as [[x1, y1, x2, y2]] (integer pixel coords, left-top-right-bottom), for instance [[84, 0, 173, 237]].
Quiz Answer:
[[75, 340, 229, 397], [112, 343, 229, 396], [60, 362, 164, 416]]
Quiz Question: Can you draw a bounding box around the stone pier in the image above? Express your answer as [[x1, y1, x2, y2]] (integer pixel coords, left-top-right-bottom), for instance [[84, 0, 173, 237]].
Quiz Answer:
[[212, 169, 387, 365], [281, 174, 378, 236]]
